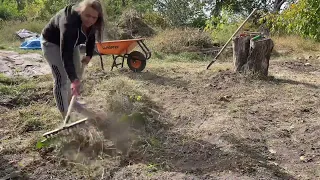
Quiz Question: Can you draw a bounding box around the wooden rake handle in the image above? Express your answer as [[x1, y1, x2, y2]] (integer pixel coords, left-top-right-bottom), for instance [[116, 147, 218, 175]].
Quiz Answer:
[[63, 64, 87, 125]]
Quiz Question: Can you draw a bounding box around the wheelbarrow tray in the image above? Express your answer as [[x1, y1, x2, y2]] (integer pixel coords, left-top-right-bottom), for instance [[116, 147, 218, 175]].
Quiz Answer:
[[96, 38, 145, 55], [94, 38, 151, 72]]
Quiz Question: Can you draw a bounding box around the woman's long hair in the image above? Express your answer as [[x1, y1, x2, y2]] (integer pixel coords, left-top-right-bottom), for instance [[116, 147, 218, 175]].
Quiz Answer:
[[77, 0, 105, 42]]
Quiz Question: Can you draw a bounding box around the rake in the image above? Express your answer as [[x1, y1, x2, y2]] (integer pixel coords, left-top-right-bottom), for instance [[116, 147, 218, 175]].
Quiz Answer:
[[42, 64, 102, 139]]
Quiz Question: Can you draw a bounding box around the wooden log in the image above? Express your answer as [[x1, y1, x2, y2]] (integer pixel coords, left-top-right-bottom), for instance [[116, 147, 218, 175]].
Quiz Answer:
[[232, 35, 253, 72], [233, 36, 274, 77], [243, 38, 274, 76]]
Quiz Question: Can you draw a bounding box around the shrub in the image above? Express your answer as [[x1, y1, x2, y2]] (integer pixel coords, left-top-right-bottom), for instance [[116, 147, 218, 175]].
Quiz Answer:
[[204, 9, 244, 45], [0, 0, 22, 20], [264, 0, 320, 41]]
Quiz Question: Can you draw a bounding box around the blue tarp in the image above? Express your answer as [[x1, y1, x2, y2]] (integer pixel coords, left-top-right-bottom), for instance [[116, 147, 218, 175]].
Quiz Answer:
[[20, 37, 42, 50]]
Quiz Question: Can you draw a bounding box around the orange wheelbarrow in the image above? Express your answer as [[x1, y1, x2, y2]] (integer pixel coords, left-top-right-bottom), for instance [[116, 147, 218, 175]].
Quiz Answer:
[[95, 38, 151, 72]]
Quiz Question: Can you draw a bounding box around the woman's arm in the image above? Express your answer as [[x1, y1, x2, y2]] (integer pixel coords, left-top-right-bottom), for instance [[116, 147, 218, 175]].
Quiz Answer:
[[85, 32, 96, 59], [59, 18, 79, 82]]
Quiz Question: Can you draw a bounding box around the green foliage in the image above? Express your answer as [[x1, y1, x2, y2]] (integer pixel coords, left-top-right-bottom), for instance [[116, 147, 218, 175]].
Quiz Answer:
[[142, 12, 169, 29], [155, 0, 206, 27], [130, 0, 157, 14], [0, 0, 75, 21], [104, 0, 124, 19], [204, 9, 243, 45], [1, 0, 318, 44], [104, 0, 156, 20], [0, 0, 22, 20], [189, 14, 208, 29], [264, 0, 320, 41], [36, 136, 59, 149], [22, 0, 44, 20], [37, 0, 74, 20]]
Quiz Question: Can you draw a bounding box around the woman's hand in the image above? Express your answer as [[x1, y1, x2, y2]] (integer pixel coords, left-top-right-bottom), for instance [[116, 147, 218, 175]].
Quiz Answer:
[[71, 79, 81, 96], [81, 56, 91, 65]]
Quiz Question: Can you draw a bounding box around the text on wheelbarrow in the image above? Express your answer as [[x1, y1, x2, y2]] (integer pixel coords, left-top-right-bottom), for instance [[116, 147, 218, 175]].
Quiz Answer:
[[102, 45, 119, 49]]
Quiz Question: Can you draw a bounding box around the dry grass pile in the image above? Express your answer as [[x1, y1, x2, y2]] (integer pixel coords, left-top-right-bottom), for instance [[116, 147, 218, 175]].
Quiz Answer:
[[149, 28, 214, 54], [34, 71, 164, 176], [272, 35, 320, 56], [117, 9, 155, 39]]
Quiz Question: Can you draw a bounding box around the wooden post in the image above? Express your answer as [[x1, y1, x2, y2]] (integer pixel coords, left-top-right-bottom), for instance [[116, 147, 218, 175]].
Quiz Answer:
[[233, 35, 274, 76]]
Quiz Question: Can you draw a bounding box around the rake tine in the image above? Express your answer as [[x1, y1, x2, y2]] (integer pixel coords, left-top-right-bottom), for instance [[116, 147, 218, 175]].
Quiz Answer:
[[42, 117, 89, 139]]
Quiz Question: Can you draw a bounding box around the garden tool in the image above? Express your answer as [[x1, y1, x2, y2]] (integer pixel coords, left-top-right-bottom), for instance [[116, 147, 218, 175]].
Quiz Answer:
[[42, 63, 103, 139]]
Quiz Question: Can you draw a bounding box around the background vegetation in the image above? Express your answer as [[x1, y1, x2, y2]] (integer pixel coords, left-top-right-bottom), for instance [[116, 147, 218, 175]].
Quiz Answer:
[[0, 1, 319, 179], [0, 0, 319, 56]]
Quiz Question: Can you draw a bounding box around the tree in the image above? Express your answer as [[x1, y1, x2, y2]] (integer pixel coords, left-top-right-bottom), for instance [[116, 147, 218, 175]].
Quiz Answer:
[[0, 0, 21, 20], [203, 0, 297, 17], [155, 0, 205, 27], [104, 0, 156, 19]]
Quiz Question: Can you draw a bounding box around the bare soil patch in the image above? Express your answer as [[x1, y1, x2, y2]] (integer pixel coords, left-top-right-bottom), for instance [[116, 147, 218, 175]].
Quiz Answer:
[[0, 50, 50, 77]]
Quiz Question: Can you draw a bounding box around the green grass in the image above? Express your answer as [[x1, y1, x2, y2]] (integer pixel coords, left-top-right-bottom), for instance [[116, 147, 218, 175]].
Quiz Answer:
[[0, 73, 53, 109], [0, 74, 36, 96]]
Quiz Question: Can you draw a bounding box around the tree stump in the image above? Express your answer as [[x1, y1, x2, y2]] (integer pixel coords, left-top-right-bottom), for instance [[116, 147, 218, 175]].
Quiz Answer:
[[233, 35, 274, 76]]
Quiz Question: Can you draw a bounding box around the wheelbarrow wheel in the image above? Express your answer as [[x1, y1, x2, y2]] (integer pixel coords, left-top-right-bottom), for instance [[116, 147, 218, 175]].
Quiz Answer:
[[127, 51, 146, 72]]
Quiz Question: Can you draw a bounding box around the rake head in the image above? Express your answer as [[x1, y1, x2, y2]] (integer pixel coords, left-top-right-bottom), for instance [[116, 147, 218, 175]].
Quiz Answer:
[[41, 64, 93, 141], [42, 103, 107, 141], [42, 117, 89, 140]]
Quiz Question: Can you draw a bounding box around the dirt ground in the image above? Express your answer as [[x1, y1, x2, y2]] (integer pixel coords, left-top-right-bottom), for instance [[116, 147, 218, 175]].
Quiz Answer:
[[0, 50, 51, 77], [0, 50, 320, 180]]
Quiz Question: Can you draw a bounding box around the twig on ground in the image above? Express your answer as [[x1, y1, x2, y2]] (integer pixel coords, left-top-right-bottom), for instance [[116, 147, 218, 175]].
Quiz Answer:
[[100, 168, 105, 180], [148, 107, 160, 115]]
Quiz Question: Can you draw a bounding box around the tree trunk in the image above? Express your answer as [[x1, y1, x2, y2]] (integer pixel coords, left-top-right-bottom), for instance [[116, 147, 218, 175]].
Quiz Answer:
[[233, 35, 274, 77]]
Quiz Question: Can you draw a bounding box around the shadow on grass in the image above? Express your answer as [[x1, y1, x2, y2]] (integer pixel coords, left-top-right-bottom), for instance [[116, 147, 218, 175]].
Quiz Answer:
[[123, 71, 190, 88], [267, 76, 318, 89]]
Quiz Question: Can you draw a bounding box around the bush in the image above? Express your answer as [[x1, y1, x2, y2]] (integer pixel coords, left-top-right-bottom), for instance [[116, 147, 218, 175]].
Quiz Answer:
[[264, 0, 320, 42], [0, 0, 23, 20], [204, 9, 244, 45], [142, 12, 169, 29]]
